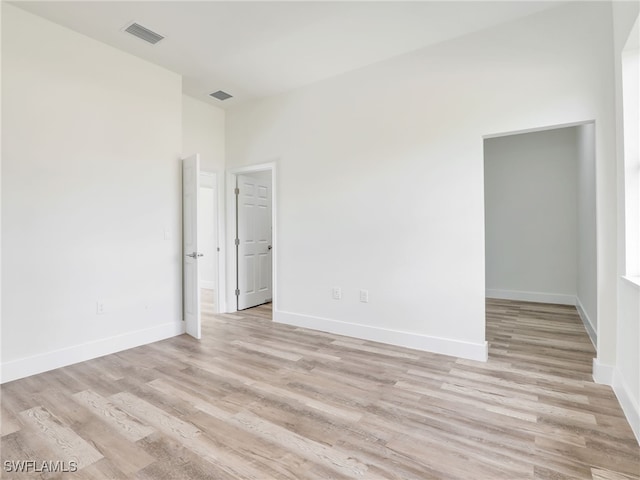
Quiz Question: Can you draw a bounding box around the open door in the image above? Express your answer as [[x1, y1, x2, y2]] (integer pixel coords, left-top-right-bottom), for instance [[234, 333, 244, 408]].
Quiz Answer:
[[183, 154, 201, 339], [236, 173, 272, 310]]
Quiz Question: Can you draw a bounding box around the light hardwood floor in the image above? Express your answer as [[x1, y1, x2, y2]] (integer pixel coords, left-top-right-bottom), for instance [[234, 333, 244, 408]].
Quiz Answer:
[[1, 300, 638, 479]]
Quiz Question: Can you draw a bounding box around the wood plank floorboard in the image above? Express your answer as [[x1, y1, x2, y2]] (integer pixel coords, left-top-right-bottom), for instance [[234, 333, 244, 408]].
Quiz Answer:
[[1, 299, 638, 479]]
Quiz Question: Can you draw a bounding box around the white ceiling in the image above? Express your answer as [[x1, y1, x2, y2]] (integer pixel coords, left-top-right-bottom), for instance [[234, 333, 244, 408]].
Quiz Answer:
[[11, 1, 565, 108]]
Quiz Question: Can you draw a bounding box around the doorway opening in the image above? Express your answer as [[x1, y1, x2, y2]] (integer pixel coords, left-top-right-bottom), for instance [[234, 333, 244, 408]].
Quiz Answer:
[[226, 163, 276, 318], [198, 172, 220, 318], [182, 152, 226, 339], [483, 122, 598, 354]]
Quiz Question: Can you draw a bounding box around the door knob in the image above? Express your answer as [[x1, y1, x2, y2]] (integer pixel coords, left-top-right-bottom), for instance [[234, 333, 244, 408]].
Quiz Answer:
[[268, 245, 272, 250], [185, 252, 203, 258]]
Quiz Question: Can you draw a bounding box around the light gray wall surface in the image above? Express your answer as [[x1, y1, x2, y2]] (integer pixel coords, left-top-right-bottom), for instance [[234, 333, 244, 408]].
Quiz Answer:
[[484, 127, 579, 304]]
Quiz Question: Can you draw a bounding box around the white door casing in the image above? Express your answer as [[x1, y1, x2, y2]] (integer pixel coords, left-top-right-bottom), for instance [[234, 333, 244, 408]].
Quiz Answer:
[[237, 174, 272, 310], [183, 154, 201, 339]]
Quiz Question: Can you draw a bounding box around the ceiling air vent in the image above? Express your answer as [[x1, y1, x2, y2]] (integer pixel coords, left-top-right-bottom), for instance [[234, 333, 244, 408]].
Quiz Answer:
[[210, 90, 233, 101], [124, 22, 164, 45]]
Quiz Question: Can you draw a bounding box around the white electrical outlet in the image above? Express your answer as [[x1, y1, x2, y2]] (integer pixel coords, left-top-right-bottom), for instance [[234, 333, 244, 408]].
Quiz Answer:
[[332, 287, 342, 300], [96, 301, 105, 315], [360, 289, 369, 303]]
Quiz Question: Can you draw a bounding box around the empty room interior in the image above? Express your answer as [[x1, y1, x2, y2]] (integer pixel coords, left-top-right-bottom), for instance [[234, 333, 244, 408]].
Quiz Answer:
[[1, 1, 640, 478]]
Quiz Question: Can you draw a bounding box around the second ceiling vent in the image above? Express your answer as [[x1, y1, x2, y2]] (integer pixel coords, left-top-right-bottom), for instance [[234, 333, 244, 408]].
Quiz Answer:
[[124, 22, 164, 45], [210, 90, 233, 101]]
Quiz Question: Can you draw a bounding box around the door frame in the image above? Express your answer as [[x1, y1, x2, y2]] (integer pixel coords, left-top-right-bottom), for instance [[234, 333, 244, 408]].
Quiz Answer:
[[225, 162, 277, 313]]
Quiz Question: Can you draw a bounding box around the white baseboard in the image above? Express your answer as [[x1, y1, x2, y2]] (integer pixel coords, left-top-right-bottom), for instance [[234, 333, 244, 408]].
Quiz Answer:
[[0, 321, 185, 384], [575, 297, 597, 348], [486, 289, 576, 306], [612, 371, 640, 445], [592, 358, 615, 384], [274, 310, 488, 362], [593, 359, 640, 445]]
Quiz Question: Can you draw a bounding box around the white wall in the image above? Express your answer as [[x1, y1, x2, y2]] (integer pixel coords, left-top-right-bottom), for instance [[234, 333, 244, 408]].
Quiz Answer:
[[576, 123, 597, 341], [484, 127, 579, 305], [226, 2, 616, 362], [610, 2, 640, 443], [0, 3, 3, 363], [616, 279, 640, 442], [182, 95, 225, 173], [1, 4, 183, 382], [621, 39, 639, 279]]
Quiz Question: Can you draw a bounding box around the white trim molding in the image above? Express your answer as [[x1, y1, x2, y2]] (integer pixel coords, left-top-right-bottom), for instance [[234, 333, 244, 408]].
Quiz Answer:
[[622, 275, 640, 288], [613, 372, 640, 444], [593, 359, 640, 444], [486, 289, 576, 306], [575, 297, 597, 348], [0, 321, 185, 384], [275, 310, 488, 362], [592, 358, 615, 384]]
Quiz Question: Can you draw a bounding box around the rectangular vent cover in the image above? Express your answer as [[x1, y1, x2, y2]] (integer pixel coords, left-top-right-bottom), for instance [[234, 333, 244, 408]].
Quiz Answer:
[[210, 90, 233, 101], [124, 23, 164, 45]]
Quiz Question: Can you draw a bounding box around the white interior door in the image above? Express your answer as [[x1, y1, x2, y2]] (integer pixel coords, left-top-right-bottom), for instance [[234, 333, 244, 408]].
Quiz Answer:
[[237, 174, 272, 310], [183, 154, 201, 339]]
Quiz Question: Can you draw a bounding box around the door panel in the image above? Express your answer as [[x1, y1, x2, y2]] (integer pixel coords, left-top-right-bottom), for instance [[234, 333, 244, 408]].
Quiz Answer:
[[183, 154, 201, 339], [237, 174, 272, 310]]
